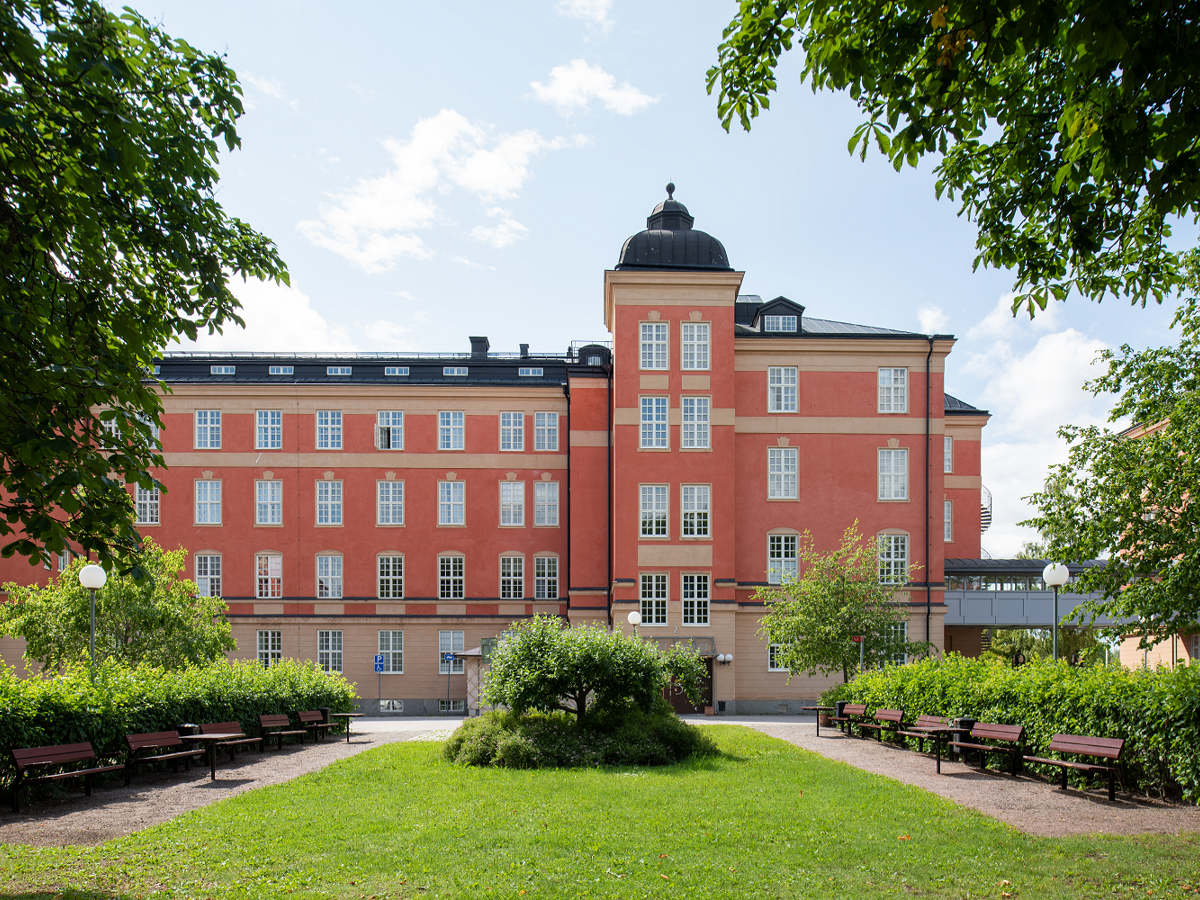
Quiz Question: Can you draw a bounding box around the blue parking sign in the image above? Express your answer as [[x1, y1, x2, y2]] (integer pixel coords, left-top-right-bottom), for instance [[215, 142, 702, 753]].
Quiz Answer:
[[373, 653, 384, 673], [443, 652, 455, 662]]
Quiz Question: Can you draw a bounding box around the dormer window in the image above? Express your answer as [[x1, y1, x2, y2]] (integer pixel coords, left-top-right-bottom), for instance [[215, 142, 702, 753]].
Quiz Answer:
[[518, 367, 543, 377], [444, 366, 468, 377], [210, 365, 235, 375], [764, 315, 797, 333], [385, 366, 409, 377], [269, 365, 293, 375], [327, 366, 352, 376]]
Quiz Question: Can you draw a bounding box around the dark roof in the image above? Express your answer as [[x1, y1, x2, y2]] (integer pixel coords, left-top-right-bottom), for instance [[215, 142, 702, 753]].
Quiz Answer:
[[615, 184, 732, 271], [733, 297, 926, 337], [945, 393, 989, 416], [944, 558, 1103, 574]]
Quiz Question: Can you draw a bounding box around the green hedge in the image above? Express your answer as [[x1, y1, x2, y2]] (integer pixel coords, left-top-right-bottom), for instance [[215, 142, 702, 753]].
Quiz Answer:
[[0, 659, 357, 789], [822, 655, 1200, 803]]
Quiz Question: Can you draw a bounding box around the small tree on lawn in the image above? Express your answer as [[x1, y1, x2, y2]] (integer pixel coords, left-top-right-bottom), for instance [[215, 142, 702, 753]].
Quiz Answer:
[[482, 616, 708, 726], [0, 539, 235, 671], [757, 523, 931, 683]]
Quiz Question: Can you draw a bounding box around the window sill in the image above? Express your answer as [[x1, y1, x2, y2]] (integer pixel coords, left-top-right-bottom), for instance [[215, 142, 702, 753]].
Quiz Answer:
[[680, 535, 712, 541], [437, 523, 467, 528], [499, 524, 527, 528], [766, 497, 799, 502], [314, 524, 345, 528], [638, 535, 670, 541], [193, 522, 223, 527], [679, 447, 712, 452], [255, 523, 284, 527], [135, 522, 160, 527], [877, 498, 911, 503], [638, 447, 672, 452]]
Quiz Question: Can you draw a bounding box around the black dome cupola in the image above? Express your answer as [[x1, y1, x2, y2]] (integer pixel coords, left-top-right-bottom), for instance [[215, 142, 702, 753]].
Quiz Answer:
[[616, 184, 731, 271]]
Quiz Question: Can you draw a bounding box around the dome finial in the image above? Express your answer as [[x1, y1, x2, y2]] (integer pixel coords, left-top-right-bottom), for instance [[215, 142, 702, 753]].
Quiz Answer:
[[666, 182, 675, 199]]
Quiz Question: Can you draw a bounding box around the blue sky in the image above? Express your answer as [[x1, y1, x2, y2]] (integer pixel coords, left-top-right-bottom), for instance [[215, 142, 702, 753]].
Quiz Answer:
[[131, 0, 1184, 557]]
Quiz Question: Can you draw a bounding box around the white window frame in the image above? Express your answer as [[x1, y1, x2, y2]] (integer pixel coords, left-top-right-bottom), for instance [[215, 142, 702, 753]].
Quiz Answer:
[[316, 480, 343, 526], [195, 479, 222, 525], [317, 629, 343, 673], [640, 397, 668, 449], [195, 410, 221, 449], [681, 396, 710, 449], [768, 448, 798, 499], [639, 573, 668, 625], [439, 411, 465, 451], [680, 322, 710, 370], [256, 553, 282, 599], [257, 630, 282, 667], [378, 554, 404, 599], [257, 410, 282, 449], [640, 322, 668, 370], [768, 367, 798, 413], [879, 534, 909, 585], [944, 500, 953, 542], [317, 554, 343, 599], [763, 315, 797, 332], [534, 412, 559, 451], [316, 410, 343, 450], [500, 481, 525, 526], [376, 411, 404, 450], [500, 412, 524, 451], [768, 533, 798, 584], [439, 481, 465, 525], [377, 480, 404, 525], [440, 699, 466, 712], [326, 366, 352, 376], [439, 555, 464, 600], [379, 630, 403, 673], [640, 485, 668, 538], [519, 367, 543, 377], [534, 556, 558, 599], [768, 644, 788, 671], [878, 449, 909, 500], [385, 366, 409, 377], [534, 481, 559, 526], [878, 368, 908, 414], [210, 365, 235, 376], [443, 366, 468, 377], [681, 485, 710, 537], [944, 435, 954, 473], [256, 480, 282, 525], [439, 629, 465, 673], [269, 365, 293, 376], [500, 555, 524, 599], [135, 486, 160, 525], [682, 574, 710, 625], [195, 554, 222, 597]]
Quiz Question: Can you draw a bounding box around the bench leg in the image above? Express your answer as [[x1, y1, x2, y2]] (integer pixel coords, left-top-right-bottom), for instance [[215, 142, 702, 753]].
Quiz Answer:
[[1108, 771, 1115, 802], [126, 757, 133, 787], [12, 781, 20, 814], [1061, 767, 1069, 790], [84, 773, 92, 797]]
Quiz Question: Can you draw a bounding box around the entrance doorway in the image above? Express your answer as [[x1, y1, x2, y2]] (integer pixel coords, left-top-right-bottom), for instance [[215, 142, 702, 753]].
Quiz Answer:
[[666, 656, 713, 714]]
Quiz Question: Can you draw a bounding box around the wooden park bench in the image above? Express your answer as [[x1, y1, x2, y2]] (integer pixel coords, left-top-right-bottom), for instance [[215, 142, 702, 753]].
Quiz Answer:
[[259, 714, 307, 750], [200, 721, 263, 762], [124, 731, 205, 785], [895, 715, 950, 754], [298, 710, 334, 742], [947, 723, 1026, 776], [1024, 734, 1125, 801], [859, 708, 905, 743], [830, 703, 867, 735], [10, 743, 124, 814]]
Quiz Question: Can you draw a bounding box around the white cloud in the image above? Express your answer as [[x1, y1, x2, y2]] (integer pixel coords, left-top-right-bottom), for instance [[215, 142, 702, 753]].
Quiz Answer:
[[556, 0, 614, 36], [968, 291, 1063, 341], [298, 109, 582, 272], [917, 304, 948, 334], [242, 73, 298, 112], [531, 60, 657, 117], [470, 207, 530, 248]]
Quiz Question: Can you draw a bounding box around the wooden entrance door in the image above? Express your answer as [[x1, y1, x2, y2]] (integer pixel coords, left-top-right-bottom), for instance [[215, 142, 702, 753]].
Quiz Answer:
[[666, 656, 713, 714]]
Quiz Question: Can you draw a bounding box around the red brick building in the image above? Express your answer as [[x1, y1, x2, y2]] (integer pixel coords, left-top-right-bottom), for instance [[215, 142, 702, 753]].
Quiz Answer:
[[0, 188, 987, 713]]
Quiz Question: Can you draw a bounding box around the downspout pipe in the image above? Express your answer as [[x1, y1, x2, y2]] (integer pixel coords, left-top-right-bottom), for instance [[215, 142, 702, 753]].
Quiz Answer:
[[926, 336, 934, 644], [606, 360, 614, 629]]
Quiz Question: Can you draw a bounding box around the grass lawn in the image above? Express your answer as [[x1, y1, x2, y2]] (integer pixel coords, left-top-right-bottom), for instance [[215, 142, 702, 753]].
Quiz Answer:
[[1, 725, 1197, 899]]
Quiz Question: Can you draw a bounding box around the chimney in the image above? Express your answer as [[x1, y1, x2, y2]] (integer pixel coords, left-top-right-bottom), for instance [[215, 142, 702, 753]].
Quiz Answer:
[[519, 343, 529, 358], [469, 336, 490, 359]]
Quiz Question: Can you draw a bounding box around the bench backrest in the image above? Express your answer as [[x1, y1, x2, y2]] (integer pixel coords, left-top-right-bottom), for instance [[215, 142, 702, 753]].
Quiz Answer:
[[874, 709, 904, 724], [842, 703, 867, 716], [12, 743, 95, 772], [970, 723, 1025, 743], [259, 714, 292, 729], [298, 710, 325, 724], [125, 731, 182, 751], [200, 721, 242, 734], [914, 715, 949, 728], [1047, 734, 1124, 760]]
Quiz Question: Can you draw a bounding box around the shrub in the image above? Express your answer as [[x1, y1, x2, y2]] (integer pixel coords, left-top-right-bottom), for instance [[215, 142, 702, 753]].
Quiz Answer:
[[836, 655, 1200, 802], [0, 658, 357, 790]]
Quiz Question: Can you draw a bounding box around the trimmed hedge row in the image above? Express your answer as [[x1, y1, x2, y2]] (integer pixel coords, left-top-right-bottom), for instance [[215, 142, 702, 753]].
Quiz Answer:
[[821, 655, 1200, 803], [0, 659, 357, 789]]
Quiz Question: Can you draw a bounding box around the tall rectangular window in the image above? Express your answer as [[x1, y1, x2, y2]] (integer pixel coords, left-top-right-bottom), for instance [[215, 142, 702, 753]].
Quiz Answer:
[[500, 412, 524, 451], [768, 534, 798, 584], [944, 500, 953, 542], [136, 486, 160, 524], [195, 480, 221, 524], [195, 410, 221, 449], [500, 555, 524, 599], [439, 411, 464, 450], [879, 535, 909, 584], [317, 630, 343, 673], [316, 410, 342, 449], [640, 485, 668, 537], [768, 644, 787, 671], [681, 397, 710, 448], [500, 481, 525, 526], [195, 554, 222, 597], [534, 481, 559, 526], [439, 556, 464, 599], [640, 397, 668, 448], [944, 435, 953, 473], [878, 449, 909, 500], [257, 410, 283, 449], [878, 368, 908, 413], [640, 322, 668, 369], [768, 448, 798, 499], [257, 630, 282, 668], [640, 574, 668, 625], [439, 481, 465, 525], [376, 411, 404, 450], [682, 574, 710, 625], [256, 553, 282, 599], [379, 630, 403, 673], [256, 480, 282, 525], [768, 367, 797, 413], [378, 555, 404, 599], [316, 480, 343, 525], [439, 629, 465, 674], [317, 554, 342, 598], [377, 480, 404, 525], [681, 485, 710, 537], [534, 556, 558, 599], [680, 322, 710, 370], [889, 622, 909, 665], [534, 412, 558, 451]]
